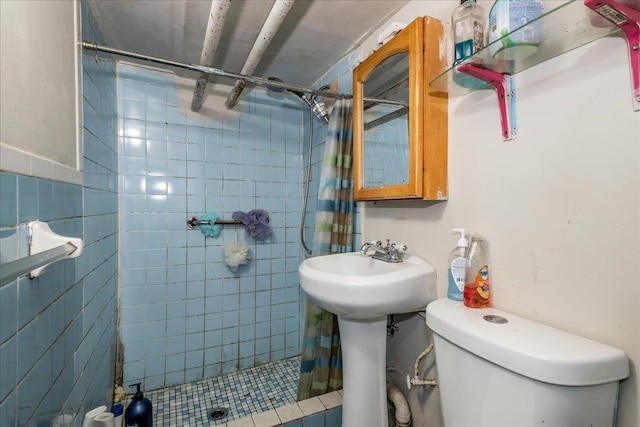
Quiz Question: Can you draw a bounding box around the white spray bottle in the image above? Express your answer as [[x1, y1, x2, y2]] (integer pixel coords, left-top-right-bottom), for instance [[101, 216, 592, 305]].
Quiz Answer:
[[447, 228, 469, 301]]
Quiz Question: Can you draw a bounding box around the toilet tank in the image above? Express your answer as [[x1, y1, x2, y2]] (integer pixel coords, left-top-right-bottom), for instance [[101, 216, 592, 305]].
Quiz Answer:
[[426, 299, 629, 427]]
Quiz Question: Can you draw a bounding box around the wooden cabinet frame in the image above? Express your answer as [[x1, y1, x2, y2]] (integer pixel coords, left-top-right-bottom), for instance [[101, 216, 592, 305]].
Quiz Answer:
[[353, 16, 448, 201]]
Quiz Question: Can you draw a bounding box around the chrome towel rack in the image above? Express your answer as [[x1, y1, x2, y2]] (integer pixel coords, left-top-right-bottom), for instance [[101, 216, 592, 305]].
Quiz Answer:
[[186, 216, 242, 230], [0, 221, 83, 286]]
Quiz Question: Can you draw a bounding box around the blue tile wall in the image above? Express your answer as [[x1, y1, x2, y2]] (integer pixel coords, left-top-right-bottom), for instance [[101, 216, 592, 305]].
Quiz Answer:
[[117, 64, 308, 389], [0, 2, 118, 425]]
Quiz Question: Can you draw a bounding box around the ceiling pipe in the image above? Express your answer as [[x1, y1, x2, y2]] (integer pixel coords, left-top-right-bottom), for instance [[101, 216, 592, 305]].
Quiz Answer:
[[191, 0, 231, 112], [224, 0, 296, 110]]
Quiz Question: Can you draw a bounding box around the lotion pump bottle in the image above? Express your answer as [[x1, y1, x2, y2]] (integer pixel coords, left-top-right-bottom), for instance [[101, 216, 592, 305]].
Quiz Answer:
[[125, 383, 153, 427], [447, 228, 469, 301]]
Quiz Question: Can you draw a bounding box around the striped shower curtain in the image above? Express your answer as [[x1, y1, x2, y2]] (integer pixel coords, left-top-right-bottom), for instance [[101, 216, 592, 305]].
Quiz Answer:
[[297, 99, 354, 400]]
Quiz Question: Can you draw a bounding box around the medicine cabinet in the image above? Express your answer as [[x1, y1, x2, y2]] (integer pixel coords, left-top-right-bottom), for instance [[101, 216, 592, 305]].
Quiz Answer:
[[353, 16, 448, 201], [429, 0, 639, 139]]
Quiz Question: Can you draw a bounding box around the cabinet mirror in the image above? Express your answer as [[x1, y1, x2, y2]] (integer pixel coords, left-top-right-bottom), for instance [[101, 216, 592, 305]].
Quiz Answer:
[[353, 16, 448, 201]]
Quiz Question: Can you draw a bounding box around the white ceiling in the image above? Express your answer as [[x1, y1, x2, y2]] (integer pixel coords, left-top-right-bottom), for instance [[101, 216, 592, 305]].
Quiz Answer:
[[88, 0, 411, 88]]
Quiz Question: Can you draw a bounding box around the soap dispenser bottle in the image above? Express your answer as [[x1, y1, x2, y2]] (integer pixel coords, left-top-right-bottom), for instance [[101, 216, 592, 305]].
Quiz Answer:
[[125, 383, 153, 427], [447, 228, 469, 301], [464, 235, 491, 308]]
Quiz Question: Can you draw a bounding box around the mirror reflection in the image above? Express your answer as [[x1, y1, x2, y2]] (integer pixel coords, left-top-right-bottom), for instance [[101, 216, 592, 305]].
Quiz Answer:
[[362, 52, 410, 188]]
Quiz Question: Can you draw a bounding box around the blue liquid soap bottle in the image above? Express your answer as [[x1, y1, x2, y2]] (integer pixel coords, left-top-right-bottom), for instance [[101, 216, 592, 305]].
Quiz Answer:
[[125, 383, 153, 427], [447, 228, 469, 301], [451, 0, 487, 88]]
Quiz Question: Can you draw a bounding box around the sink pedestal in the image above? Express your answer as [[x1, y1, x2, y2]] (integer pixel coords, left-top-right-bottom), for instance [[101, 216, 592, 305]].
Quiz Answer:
[[299, 252, 437, 427], [339, 316, 387, 427]]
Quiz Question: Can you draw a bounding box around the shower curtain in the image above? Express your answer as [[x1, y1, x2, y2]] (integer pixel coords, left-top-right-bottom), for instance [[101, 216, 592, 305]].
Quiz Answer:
[[297, 99, 354, 400]]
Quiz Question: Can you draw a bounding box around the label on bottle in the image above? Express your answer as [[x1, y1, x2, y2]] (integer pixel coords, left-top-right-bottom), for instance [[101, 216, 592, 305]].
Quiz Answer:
[[450, 257, 467, 292], [488, 1, 544, 59], [454, 20, 484, 63], [475, 265, 490, 299], [472, 20, 484, 52], [464, 264, 490, 308], [454, 39, 473, 62]]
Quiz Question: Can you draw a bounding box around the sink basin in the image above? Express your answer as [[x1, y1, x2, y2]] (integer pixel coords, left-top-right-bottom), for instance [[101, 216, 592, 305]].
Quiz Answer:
[[299, 252, 437, 320], [299, 251, 437, 427]]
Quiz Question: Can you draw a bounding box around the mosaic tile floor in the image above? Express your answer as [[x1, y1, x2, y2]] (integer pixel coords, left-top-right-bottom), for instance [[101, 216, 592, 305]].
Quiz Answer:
[[146, 356, 300, 426]]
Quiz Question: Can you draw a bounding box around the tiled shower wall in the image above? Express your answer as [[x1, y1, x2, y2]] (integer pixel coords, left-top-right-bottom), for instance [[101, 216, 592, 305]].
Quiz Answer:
[[0, 2, 118, 425], [117, 64, 307, 390]]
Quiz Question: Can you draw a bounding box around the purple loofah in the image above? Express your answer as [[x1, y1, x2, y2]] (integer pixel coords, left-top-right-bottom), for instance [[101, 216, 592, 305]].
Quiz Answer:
[[232, 209, 272, 240]]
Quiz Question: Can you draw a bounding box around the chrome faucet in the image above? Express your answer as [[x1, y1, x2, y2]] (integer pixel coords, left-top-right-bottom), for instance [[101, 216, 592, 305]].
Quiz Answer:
[[360, 240, 382, 255], [360, 239, 407, 263]]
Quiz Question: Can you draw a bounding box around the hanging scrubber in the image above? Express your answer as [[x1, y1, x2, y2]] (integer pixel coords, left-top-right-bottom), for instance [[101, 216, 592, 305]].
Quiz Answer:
[[199, 213, 222, 237], [224, 241, 251, 272], [232, 209, 272, 240]]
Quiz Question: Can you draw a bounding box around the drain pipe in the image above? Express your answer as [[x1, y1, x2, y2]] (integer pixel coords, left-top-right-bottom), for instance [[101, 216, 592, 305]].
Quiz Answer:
[[191, 0, 231, 112], [224, 0, 296, 109], [406, 342, 438, 389], [387, 382, 411, 427]]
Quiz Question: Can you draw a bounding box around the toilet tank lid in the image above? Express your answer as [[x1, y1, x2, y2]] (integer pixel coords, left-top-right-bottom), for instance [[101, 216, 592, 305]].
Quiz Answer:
[[426, 299, 629, 386]]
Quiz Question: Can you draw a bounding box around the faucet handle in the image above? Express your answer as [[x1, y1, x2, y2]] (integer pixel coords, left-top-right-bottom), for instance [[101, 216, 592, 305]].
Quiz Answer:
[[391, 243, 407, 252], [389, 244, 407, 259]]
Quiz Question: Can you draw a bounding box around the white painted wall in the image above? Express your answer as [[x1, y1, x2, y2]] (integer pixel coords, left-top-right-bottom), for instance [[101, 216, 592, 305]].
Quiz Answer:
[[363, 2, 639, 426], [0, 0, 80, 172]]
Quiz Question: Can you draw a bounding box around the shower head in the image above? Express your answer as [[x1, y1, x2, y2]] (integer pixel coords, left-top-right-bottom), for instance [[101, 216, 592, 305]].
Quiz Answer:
[[289, 90, 329, 124], [310, 96, 329, 124]]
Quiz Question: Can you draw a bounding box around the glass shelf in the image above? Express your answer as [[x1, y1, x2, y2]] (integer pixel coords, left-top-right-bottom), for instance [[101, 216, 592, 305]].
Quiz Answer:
[[430, 0, 624, 96]]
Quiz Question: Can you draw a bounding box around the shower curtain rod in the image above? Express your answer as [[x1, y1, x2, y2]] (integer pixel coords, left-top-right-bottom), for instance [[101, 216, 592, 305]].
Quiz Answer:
[[81, 41, 407, 107]]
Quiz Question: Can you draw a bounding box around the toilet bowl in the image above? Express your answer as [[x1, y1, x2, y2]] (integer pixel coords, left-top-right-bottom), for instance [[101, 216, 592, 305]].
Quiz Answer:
[[426, 299, 629, 426]]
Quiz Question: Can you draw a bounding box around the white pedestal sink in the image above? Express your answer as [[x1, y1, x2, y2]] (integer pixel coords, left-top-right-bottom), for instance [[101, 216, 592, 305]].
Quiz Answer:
[[299, 252, 437, 427]]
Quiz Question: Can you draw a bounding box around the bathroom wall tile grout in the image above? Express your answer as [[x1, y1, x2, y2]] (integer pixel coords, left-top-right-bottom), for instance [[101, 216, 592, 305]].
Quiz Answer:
[[116, 62, 310, 390], [0, 1, 118, 425]]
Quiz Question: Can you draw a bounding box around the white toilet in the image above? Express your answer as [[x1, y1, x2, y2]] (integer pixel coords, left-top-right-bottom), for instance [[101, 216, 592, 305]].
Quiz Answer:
[[426, 299, 629, 426]]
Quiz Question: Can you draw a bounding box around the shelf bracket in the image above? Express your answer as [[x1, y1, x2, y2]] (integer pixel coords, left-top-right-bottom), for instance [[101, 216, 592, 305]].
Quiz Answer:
[[585, 0, 640, 111], [457, 64, 515, 140]]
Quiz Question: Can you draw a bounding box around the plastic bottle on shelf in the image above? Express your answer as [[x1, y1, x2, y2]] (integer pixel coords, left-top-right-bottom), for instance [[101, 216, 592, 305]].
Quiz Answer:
[[488, 0, 545, 60], [451, 0, 487, 88], [464, 235, 491, 308], [447, 228, 469, 302]]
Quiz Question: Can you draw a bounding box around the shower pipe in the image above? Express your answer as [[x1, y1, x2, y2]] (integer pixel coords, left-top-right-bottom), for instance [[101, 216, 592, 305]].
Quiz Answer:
[[225, 0, 296, 110], [191, 0, 231, 112], [299, 94, 321, 255], [81, 41, 407, 107]]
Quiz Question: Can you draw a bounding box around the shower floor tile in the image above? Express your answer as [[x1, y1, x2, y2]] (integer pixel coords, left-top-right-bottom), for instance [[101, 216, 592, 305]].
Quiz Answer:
[[146, 356, 300, 426]]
